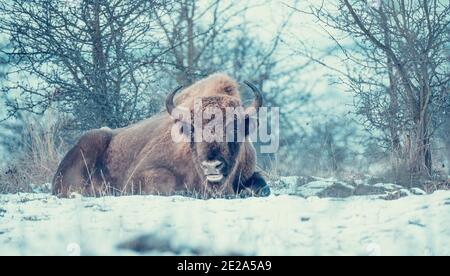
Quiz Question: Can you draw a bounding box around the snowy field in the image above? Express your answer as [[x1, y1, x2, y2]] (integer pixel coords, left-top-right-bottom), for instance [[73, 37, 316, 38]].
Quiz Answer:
[[1, 185, 449, 256]]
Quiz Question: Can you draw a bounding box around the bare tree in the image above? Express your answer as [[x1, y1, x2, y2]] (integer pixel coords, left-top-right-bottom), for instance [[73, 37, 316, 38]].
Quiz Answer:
[[0, 0, 169, 130], [293, 0, 450, 180], [1, 0, 313, 178], [153, 0, 255, 85]]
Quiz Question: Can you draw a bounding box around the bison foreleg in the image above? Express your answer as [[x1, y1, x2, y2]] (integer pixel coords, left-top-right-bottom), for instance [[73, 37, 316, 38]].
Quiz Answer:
[[129, 168, 178, 196], [238, 172, 271, 197], [52, 128, 112, 197]]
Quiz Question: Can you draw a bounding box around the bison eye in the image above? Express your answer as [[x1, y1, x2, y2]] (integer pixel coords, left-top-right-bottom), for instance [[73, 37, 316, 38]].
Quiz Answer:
[[224, 86, 233, 94], [179, 121, 193, 136]]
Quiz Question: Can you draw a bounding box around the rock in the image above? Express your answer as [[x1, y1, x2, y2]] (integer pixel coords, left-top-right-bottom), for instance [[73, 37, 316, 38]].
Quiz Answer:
[[269, 175, 435, 199], [410, 188, 427, 195], [297, 181, 335, 197], [316, 182, 355, 198], [380, 190, 410, 200], [353, 184, 388, 196], [270, 176, 329, 196], [367, 177, 386, 185], [297, 176, 318, 186]]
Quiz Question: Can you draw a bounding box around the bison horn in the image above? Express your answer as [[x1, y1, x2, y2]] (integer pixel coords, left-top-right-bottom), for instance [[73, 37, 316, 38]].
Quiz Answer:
[[165, 85, 183, 115], [244, 81, 263, 112]]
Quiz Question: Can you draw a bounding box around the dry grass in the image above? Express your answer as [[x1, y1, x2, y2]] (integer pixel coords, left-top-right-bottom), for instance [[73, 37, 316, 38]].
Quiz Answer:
[[1, 115, 447, 197], [422, 179, 450, 194], [0, 116, 68, 194]]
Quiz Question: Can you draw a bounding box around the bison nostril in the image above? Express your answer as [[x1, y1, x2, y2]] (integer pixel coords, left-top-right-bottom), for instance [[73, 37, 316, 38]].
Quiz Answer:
[[215, 161, 224, 169]]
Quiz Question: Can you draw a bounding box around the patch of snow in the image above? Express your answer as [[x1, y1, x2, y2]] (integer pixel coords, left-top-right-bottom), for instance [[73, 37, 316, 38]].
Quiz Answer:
[[30, 183, 52, 193], [297, 181, 355, 198], [1, 191, 449, 255], [311, 176, 337, 182], [279, 176, 299, 186], [411, 188, 427, 195], [337, 182, 356, 190], [271, 176, 300, 195], [400, 188, 412, 196]]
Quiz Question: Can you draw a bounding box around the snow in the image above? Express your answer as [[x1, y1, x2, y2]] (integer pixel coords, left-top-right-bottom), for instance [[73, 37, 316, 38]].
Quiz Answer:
[[297, 180, 356, 198], [1, 191, 450, 256]]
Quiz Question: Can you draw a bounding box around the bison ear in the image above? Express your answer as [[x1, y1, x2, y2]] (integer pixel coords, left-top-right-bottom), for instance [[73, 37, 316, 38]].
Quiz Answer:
[[244, 114, 258, 137]]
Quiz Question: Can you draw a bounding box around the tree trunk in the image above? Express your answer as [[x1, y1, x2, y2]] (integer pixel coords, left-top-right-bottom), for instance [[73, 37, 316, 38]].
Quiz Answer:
[[379, 5, 402, 175], [186, 0, 195, 85], [409, 62, 433, 178], [91, 0, 110, 127], [409, 120, 432, 178]]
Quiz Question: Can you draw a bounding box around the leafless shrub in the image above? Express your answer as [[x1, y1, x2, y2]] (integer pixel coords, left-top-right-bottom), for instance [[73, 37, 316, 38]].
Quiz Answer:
[[291, 0, 450, 179], [0, 113, 68, 193]]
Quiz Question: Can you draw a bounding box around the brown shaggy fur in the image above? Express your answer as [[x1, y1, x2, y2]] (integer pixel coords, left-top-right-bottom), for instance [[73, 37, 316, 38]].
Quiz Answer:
[[52, 74, 269, 198], [175, 73, 240, 106]]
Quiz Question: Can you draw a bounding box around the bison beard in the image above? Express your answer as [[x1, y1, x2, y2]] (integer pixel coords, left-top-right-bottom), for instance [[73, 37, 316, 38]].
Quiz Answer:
[[52, 74, 270, 198]]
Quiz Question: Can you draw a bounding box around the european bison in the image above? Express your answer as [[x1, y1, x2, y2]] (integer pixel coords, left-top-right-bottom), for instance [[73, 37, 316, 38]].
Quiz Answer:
[[52, 74, 270, 198]]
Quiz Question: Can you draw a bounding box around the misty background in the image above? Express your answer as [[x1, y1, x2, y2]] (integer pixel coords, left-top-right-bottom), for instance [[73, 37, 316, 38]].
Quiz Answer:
[[0, 0, 448, 193]]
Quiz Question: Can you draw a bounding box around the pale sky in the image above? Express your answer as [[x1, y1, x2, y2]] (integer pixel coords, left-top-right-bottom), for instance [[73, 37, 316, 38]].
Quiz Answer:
[[243, 0, 354, 114]]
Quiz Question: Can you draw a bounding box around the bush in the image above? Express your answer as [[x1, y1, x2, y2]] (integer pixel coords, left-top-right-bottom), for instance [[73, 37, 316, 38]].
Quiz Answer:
[[0, 115, 68, 194]]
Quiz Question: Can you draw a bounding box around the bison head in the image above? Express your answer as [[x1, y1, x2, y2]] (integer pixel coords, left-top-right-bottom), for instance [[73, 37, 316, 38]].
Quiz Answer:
[[166, 81, 262, 194]]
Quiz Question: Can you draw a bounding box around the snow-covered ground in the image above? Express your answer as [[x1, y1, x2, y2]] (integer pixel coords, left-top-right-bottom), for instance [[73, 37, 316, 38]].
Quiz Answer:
[[1, 189, 449, 256]]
